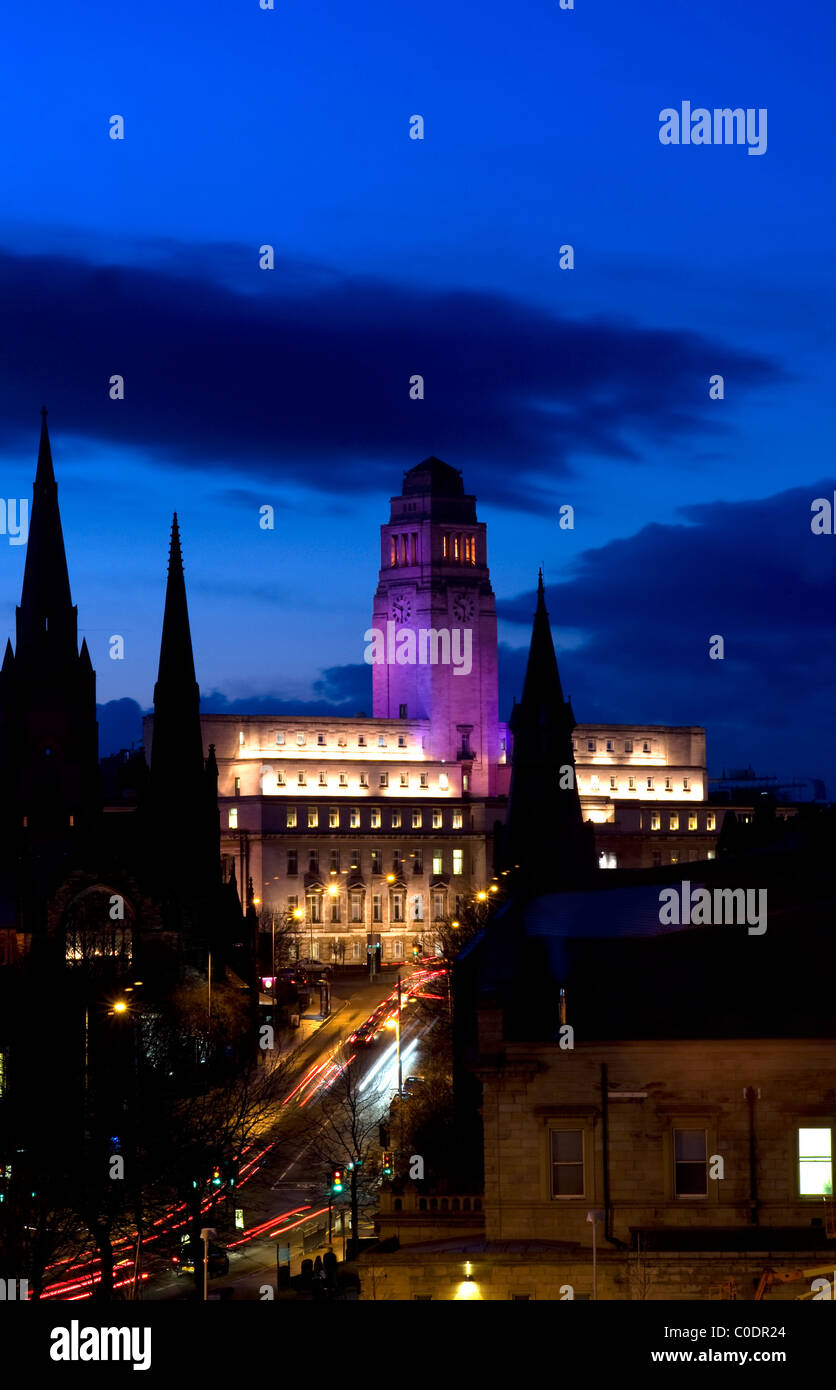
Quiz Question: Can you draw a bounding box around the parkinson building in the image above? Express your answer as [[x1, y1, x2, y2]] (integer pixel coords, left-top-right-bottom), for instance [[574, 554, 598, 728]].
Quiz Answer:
[[190, 459, 716, 968]]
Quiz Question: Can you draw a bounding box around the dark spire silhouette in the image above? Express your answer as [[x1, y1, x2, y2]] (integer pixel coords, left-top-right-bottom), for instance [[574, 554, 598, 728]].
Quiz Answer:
[[151, 514, 204, 788], [501, 573, 596, 889], [17, 408, 76, 658]]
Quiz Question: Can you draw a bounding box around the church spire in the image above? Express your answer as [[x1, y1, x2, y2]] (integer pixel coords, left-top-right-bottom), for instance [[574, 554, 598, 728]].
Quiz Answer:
[[501, 573, 596, 889], [151, 514, 204, 787], [16, 408, 76, 656]]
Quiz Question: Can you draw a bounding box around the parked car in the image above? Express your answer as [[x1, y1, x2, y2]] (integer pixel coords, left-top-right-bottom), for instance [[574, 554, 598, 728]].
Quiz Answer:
[[172, 1237, 229, 1278]]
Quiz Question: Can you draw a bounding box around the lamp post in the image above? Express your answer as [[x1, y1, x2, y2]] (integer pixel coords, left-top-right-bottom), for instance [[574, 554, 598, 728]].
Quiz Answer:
[[586, 1208, 604, 1301]]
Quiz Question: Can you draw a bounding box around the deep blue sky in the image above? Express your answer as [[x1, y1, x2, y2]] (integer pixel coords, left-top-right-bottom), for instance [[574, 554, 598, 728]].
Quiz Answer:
[[1, 0, 834, 788]]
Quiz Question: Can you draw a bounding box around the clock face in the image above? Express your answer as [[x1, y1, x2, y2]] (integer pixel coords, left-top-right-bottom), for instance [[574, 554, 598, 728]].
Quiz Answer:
[[391, 593, 412, 622], [452, 593, 475, 622]]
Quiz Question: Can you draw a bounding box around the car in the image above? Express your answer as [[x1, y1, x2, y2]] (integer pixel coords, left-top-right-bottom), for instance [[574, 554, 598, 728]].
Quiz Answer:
[[172, 1238, 230, 1278], [348, 1021, 376, 1046]]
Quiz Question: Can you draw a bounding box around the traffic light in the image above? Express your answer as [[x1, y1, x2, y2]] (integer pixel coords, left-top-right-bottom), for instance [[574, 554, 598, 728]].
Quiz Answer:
[[330, 1168, 344, 1195], [211, 1165, 222, 1187], [381, 1152, 393, 1178], [412, 944, 420, 958]]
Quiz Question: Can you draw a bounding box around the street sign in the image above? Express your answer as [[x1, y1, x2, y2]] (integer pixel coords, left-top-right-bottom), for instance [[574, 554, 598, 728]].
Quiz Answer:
[[235, 1208, 244, 1230]]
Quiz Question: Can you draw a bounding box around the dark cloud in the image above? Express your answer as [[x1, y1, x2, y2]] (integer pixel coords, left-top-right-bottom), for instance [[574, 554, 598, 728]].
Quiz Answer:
[[0, 245, 782, 514], [498, 482, 836, 789]]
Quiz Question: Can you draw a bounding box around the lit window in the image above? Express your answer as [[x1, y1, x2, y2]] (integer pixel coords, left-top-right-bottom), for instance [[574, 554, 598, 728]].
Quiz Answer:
[[370, 808, 381, 829], [443, 534, 449, 559], [669, 814, 679, 831], [391, 811, 402, 829], [432, 809, 442, 829], [432, 854, 443, 875], [390, 536, 397, 567], [453, 810, 463, 830], [598, 852, 617, 869], [707, 850, 715, 860], [228, 807, 238, 829], [378, 735, 386, 748], [411, 896, 423, 921], [453, 849, 463, 875], [308, 808, 318, 829], [650, 813, 660, 830], [462, 774, 469, 792], [688, 815, 697, 831], [412, 810, 422, 829], [670, 852, 679, 864], [276, 732, 285, 745], [234, 776, 241, 794], [439, 773, 449, 790], [350, 807, 359, 828], [329, 807, 339, 829], [550, 1130, 584, 1196], [674, 1129, 707, 1197], [798, 1128, 833, 1196], [453, 535, 460, 561], [286, 807, 297, 828], [297, 732, 305, 746], [707, 814, 716, 832]]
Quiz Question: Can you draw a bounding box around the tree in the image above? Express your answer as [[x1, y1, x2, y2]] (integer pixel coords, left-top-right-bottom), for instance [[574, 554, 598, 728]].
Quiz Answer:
[[304, 1046, 387, 1256]]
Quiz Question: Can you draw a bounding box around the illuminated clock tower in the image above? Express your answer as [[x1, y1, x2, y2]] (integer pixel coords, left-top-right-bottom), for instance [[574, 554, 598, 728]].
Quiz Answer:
[[371, 457, 503, 795]]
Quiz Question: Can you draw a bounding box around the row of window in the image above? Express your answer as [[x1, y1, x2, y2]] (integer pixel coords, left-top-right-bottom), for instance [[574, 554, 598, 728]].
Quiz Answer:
[[286, 890, 451, 923], [577, 738, 653, 755], [281, 847, 464, 876], [649, 812, 715, 832], [387, 533, 480, 568], [274, 731, 412, 749], [551, 1126, 832, 1199], [228, 806, 465, 831], [296, 935, 443, 961], [247, 770, 449, 790], [586, 774, 693, 793]]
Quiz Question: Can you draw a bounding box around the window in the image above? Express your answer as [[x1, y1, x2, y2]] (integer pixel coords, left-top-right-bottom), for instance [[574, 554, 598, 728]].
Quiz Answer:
[[298, 771, 306, 786], [707, 814, 716, 832], [587, 740, 596, 753], [683, 777, 691, 792], [276, 732, 285, 745], [650, 812, 660, 830], [439, 773, 449, 790], [287, 850, 298, 876], [412, 810, 422, 829], [234, 776, 241, 794], [308, 849, 319, 873], [317, 733, 326, 746], [338, 736, 346, 747], [651, 851, 662, 866], [401, 535, 408, 565], [453, 534, 460, 561], [669, 814, 679, 831], [453, 849, 464, 875], [392, 893, 404, 922], [432, 808, 442, 829], [370, 808, 381, 829], [287, 894, 298, 913], [393, 851, 402, 873], [309, 894, 321, 923], [286, 807, 297, 828], [665, 777, 672, 791], [590, 774, 599, 790], [610, 776, 617, 790], [228, 807, 238, 829], [329, 807, 339, 829], [350, 807, 359, 828], [443, 534, 449, 558], [339, 772, 347, 786], [360, 773, 369, 788], [400, 773, 409, 787], [647, 777, 654, 791], [670, 852, 679, 864], [598, 852, 617, 869], [550, 1130, 584, 1196], [391, 810, 402, 829], [371, 850, 382, 874], [394, 938, 404, 958], [412, 850, 423, 874], [373, 894, 382, 922], [462, 773, 469, 792], [606, 740, 614, 752], [707, 850, 716, 860], [390, 536, 397, 566], [453, 810, 463, 829], [352, 939, 361, 959], [398, 735, 406, 748], [628, 777, 636, 791], [674, 1129, 708, 1197], [319, 771, 327, 786], [432, 853, 443, 876], [297, 732, 306, 746], [308, 807, 318, 829], [624, 740, 633, 753], [330, 896, 340, 923], [380, 772, 388, 788], [330, 850, 340, 874], [358, 735, 366, 747], [433, 892, 445, 919], [688, 814, 697, 831], [420, 772, 428, 788], [378, 735, 386, 748], [277, 770, 285, 786], [798, 1128, 833, 1196], [643, 741, 651, 753]]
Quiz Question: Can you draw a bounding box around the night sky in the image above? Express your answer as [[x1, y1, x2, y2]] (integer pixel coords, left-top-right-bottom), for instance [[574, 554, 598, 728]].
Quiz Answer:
[[0, 0, 833, 790]]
